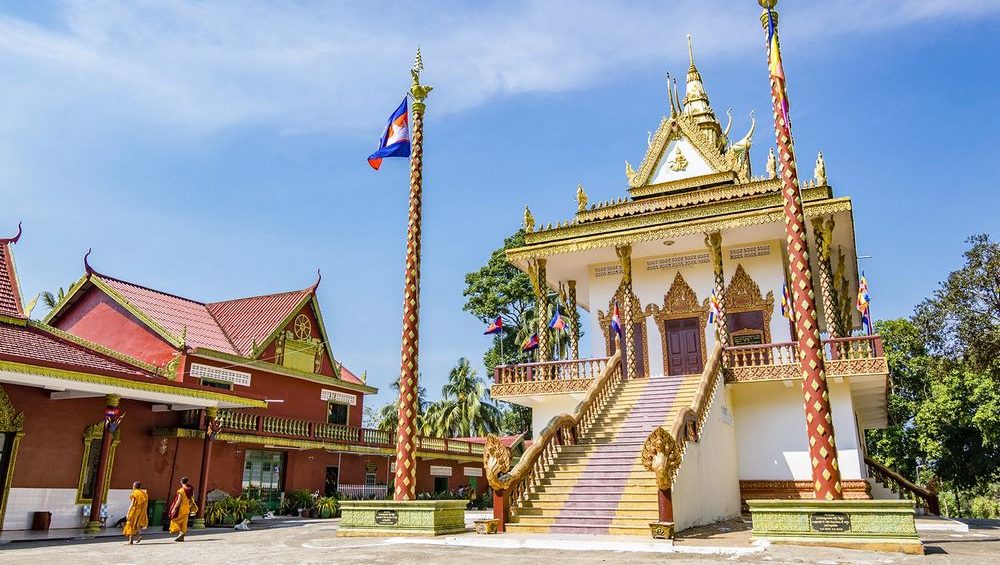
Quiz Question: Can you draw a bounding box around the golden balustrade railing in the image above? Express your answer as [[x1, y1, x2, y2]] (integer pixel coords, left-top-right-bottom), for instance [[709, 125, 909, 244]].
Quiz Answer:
[[484, 349, 623, 532], [724, 335, 885, 382], [493, 356, 610, 385]]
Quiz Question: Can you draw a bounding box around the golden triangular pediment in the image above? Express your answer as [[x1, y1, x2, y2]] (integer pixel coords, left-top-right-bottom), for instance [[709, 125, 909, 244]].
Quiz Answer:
[[629, 114, 729, 189]]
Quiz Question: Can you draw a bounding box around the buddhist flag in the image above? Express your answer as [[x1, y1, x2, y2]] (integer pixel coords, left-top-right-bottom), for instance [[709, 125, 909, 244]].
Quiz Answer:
[[549, 305, 567, 331], [610, 301, 623, 337], [765, 9, 790, 129], [521, 333, 539, 352], [857, 272, 872, 334], [367, 98, 411, 170], [708, 288, 722, 325], [483, 316, 503, 335], [781, 282, 794, 321]]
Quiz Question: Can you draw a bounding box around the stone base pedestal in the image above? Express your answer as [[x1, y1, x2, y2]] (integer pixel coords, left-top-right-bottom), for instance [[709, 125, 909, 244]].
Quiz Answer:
[[337, 500, 468, 537], [189, 517, 206, 530], [83, 520, 102, 535], [748, 499, 922, 555]]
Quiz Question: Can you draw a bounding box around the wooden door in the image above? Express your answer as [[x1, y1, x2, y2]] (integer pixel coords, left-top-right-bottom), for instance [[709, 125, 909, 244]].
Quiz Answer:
[[665, 318, 703, 376]]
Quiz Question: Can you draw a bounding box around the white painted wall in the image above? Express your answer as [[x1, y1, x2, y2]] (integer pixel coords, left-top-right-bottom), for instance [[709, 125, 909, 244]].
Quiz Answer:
[[530, 394, 585, 439], [730, 380, 863, 481], [3, 488, 132, 531], [672, 382, 741, 531], [587, 239, 793, 378]]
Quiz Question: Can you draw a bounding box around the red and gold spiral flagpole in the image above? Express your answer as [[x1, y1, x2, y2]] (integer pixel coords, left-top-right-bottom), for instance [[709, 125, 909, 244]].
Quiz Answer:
[[394, 49, 433, 501], [758, 0, 843, 500]]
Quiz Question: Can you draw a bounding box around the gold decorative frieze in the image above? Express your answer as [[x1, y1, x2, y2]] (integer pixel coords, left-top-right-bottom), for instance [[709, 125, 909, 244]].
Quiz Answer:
[[490, 378, 594, 398], [508, 198, 853, 262]]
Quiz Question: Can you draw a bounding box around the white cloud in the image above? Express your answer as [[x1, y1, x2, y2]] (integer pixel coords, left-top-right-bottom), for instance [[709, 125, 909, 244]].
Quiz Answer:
[[0, 0, 994, 139]]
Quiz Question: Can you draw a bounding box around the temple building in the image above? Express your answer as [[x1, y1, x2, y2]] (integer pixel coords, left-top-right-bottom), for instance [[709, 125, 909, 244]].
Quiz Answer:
[[0, 227, 486, 533], [485, 39, 936, 535]]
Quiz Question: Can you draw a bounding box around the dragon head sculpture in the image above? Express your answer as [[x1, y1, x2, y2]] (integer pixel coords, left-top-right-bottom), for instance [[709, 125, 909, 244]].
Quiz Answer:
[[483, 434, 514, 491], [641, 427, 683, 491]]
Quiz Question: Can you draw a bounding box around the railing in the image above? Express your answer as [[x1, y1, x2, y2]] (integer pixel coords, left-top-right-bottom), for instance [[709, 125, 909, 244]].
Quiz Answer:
[[865, 456, 939, 515], [725, 335, 886, 382], [212, 412, 483, 457], [486, 349, 623, 531], [493, 357, 610, 385], [336, 484, 390, 500]]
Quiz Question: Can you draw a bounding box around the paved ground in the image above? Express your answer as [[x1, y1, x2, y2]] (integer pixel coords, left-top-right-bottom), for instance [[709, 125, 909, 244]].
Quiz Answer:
[[0, 518, 997, 564]]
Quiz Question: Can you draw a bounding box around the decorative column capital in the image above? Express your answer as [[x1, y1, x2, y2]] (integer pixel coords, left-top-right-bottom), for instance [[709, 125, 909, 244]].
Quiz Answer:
[[205, 406, 219, 419], [615, 244, 632, 284], [105, 394, 121, 408], [705, 231, 723, 268]]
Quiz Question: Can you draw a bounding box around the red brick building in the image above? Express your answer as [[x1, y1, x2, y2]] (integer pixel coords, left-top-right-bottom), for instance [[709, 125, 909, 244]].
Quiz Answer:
[[0, 225, 485, 532]]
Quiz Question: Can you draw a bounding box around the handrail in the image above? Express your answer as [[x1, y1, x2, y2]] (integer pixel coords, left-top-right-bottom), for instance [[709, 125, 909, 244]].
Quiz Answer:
[[864, 456, 939, 515], [483, 349, 623, 531], [725, 335, 884, 369], [642, 344, 724, 494]]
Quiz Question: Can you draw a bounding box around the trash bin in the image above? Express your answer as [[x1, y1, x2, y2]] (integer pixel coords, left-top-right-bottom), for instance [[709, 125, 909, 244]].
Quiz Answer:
[[31, 511, 51, 531], [149, 499, 167, 527]]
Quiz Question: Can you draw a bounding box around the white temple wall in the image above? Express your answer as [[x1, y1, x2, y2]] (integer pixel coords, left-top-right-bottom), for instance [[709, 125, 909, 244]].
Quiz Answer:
[[672, 382, 741, 531], [585, 238, 791, 377], [529, 395, 584, 440], [730, 380, 864, 481]]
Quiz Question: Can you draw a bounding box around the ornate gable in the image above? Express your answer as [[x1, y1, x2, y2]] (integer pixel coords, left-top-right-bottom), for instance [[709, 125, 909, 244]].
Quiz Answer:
[[630, 114, 729, 189]]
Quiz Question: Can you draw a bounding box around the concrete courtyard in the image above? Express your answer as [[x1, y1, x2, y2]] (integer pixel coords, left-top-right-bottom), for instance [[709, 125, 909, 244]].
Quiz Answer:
[[0, 518, 997, 565]]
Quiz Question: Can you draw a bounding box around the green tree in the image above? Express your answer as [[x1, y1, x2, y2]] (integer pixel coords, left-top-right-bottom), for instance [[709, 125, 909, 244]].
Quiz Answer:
[[428, 358, 501, 438], [41, 286, 69, 312], [373, 375, 428, 434]]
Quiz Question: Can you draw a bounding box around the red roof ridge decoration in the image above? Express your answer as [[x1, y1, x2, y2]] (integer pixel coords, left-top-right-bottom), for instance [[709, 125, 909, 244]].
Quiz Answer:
[[0, 223, 25, 318]]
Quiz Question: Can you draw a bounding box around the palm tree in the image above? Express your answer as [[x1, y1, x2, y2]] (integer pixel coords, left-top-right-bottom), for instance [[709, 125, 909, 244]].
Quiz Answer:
[[41, 287, 68, 312], [374, 375, 428, 433], [431, 358, 501, 437]]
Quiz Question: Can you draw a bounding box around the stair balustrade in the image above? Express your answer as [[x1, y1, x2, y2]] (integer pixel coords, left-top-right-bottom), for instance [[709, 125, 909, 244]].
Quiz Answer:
[[864, 456, 939, 515], [483, 349, 623, 532]]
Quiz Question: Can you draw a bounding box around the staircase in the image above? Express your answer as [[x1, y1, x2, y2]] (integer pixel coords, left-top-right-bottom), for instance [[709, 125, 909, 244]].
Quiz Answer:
[[505, 373, 703, 534]]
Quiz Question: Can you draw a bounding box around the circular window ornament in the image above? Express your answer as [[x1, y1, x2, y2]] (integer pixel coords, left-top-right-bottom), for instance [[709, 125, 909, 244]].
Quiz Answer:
[[293, 314, 312, 340]]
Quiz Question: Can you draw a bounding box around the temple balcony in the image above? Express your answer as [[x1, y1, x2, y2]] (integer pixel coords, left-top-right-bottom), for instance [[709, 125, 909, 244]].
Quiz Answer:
[[161, 412, 485, 462], [724, 335, 887, 382]]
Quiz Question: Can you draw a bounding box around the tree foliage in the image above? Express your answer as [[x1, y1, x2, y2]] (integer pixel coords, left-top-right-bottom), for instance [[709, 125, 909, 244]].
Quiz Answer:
[[866, 234, 1000, 508]]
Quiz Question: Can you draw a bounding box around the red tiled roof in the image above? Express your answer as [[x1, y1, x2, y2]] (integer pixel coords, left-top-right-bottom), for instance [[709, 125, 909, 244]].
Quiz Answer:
[[207, 289, 311, 356], [0, 323, 150, 378], [339, 364, 363, 385], [0, 233, 24, 319], [97, 275, 240, 355]]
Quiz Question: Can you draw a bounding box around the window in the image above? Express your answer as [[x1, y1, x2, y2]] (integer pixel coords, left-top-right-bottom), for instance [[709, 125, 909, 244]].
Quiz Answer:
[[327, 402, 349, 426], [76, 422, 119, 504], [365, 473, 377, 487]]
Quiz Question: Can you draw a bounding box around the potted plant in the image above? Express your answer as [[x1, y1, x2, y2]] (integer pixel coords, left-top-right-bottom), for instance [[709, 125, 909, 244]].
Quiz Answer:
[[314, 496, 338, 519]]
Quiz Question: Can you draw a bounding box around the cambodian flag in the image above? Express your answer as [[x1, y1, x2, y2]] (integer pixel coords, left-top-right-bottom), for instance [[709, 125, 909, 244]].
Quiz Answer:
[[610, 301, 622, 337], [857, 272, 872, 334], [549, 306, 567, 331], [781, 282, 793, 321], [367, 98, 411, 170], [483, 316, 503, 335], [521, 333, 539, 352]]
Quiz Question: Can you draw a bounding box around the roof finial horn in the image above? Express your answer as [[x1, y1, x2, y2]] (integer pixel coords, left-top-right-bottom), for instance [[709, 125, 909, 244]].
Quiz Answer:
[[1, 222, 21, 245], [666, 72, 676, 117], [313, 269, 322, 291], [83, 248, 94, 274]]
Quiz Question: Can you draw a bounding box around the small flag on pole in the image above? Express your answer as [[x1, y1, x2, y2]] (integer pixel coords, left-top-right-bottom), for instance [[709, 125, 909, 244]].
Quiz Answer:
[[483, 316, 503, 335], [781, 282, 794, 321], [367, 98, 411, 170], [610, 301, 623, 337], [549, 305, 567, 331], [708, 288, 722, 325], [521, 333, 539, 352], [857, 272, 872, 334]]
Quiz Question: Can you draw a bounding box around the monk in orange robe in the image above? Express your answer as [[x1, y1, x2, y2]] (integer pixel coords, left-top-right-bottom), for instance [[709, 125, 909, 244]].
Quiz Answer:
[[123, 481, 148, 544], [168, 477, 196, 542]]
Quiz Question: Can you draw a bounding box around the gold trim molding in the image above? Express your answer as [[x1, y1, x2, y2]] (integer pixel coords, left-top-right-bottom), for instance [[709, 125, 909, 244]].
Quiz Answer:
[[0, 385, 24, 529], [725, 264, 775, 346]]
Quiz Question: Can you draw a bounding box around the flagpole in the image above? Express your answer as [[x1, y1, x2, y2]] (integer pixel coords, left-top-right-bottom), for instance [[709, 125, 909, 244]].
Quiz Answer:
[[393, 48, 432, 502], [758, 0, 843, 501]]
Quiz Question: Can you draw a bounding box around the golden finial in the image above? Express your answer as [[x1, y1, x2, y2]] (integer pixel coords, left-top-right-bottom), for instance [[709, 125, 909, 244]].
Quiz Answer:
[[576, 183, 588, 213], [625, 160, 635, 179], [410, 47, 433, 107], [666, 72, 676, 117], [687, 34, 695, 69], [758, 0, 778, 9], [766, 147, 777, 179], [815, 151, 827, 185], [361, 370, 368, 383], [523, 206, 535, 233]]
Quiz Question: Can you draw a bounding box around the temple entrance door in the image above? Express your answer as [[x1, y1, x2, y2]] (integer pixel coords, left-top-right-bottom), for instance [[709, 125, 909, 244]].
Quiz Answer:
[[325, 466, 339, 497], [665, 317, 703, 376]]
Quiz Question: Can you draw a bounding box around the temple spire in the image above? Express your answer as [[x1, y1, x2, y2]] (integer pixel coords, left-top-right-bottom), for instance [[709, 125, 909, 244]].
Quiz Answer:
[[681, 35, 722, 147]]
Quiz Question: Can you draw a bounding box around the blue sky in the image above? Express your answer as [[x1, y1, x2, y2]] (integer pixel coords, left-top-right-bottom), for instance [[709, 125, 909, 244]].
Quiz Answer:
[[1, 1, 998, 412]]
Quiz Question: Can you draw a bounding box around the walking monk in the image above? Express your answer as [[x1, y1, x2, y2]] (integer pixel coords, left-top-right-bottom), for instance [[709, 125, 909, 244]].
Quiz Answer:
[[168, 477, 196, 542], [123, 481, 148, 544]]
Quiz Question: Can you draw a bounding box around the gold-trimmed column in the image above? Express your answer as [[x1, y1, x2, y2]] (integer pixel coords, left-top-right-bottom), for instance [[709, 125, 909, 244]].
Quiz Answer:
[[705, 231, 729, 346], [616, 245, 637, 379], [810, 217, 843, 339], [527, 258, 550, 363], [759, 1, 843, 500], [567, 280, 580, 360], [393, 52, 432, 502], [84, 394, 120, 534]]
